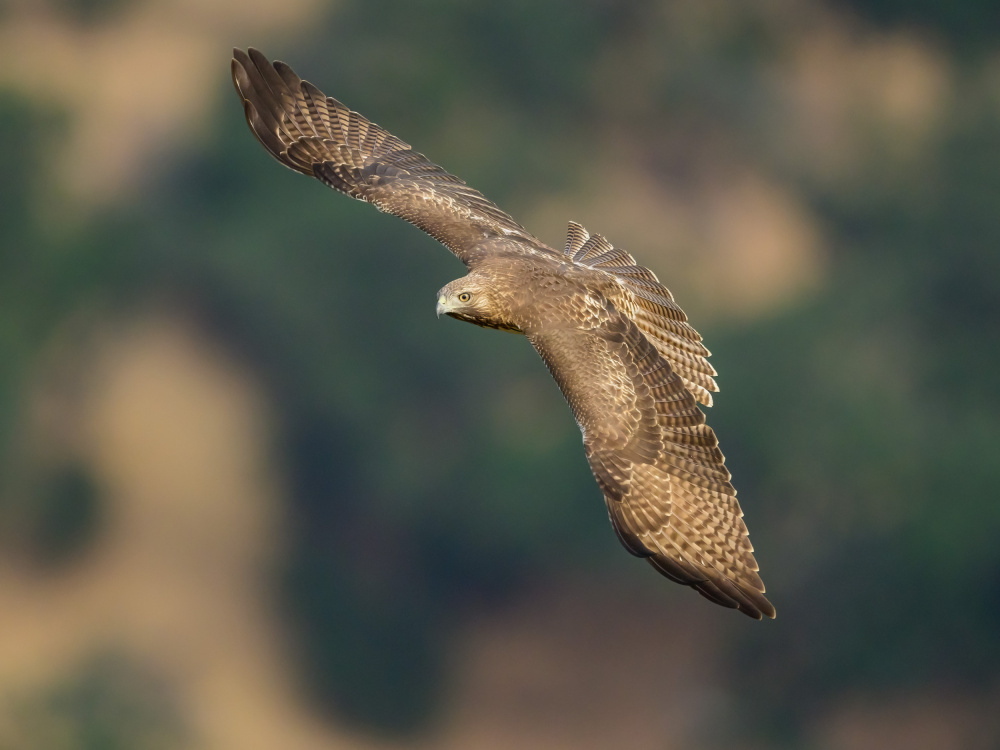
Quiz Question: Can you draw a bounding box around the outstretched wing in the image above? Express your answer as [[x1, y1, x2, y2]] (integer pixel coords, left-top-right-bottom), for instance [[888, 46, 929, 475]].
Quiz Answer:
[[232, 48, 545, 265], [527, 294, 774, 619], [563, 222, 719, 407]]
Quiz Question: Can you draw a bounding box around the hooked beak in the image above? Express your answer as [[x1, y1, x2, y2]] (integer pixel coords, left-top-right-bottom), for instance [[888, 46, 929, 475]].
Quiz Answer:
[[436, 295, 449, 318]]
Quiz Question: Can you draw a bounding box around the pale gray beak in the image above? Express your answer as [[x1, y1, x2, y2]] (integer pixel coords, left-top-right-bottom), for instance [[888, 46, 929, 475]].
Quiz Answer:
[[436, 295, 449, 318]]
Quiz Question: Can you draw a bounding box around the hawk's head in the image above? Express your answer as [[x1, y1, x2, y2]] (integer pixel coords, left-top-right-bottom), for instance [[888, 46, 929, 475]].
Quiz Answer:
[[436, 275, 521, 333]]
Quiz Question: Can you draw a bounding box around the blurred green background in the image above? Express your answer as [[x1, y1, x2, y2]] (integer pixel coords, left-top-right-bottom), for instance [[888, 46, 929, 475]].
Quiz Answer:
[[1, 0, 999, 748]]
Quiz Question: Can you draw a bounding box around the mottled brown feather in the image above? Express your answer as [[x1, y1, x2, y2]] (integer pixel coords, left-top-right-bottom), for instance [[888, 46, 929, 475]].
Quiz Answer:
[[527, 297, 773, 619], [563, 222, 719, 406]]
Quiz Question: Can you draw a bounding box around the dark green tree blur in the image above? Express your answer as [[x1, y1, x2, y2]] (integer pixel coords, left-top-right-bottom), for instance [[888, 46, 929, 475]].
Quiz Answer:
[[1, 0, 998, 743]]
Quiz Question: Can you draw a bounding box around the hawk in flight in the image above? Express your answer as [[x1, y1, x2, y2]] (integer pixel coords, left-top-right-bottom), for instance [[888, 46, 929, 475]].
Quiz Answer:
[[232, 48, 775, 619]]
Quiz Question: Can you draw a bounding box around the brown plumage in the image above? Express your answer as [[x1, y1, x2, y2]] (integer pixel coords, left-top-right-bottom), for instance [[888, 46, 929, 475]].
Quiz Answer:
[[232, 48, 775, 619]]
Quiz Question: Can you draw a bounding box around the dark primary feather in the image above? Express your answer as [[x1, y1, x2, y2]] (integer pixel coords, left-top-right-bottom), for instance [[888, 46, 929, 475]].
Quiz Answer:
[[232, 49, 774, 619], [232, 47, 544, 265]]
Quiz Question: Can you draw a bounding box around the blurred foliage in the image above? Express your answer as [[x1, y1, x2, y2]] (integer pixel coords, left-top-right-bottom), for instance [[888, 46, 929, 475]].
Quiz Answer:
[[838, 0, 1000, 53], [1, 653, 182, 750], [0, 93, 51, 456], [52, 0, 138, 24], [2, 0, 1000, 742], [26, 463, 103, 567]]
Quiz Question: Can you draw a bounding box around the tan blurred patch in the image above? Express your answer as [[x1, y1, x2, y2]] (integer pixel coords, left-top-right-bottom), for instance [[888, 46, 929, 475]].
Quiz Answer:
[[528, 155, 825, 321], [776, 21, 951, 182], [0, 0, 323, 205], [432, 582, 731, 750], [813, 689, 1000, 750]]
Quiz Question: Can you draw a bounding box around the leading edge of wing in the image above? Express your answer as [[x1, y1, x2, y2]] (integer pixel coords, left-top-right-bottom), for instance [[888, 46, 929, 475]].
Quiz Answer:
[[232, 48, 549, 265]]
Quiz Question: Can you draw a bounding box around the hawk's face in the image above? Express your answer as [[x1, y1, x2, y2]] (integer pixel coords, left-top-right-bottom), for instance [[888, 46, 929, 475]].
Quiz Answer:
[[436, 277, 521, 333]]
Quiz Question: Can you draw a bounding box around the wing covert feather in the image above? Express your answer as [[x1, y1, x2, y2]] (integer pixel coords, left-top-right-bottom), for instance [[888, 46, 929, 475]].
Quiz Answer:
[[562, 222, 720, 407]]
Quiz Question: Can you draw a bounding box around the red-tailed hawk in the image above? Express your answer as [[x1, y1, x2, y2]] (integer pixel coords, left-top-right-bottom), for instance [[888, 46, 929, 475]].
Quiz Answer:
[[232, 48, 775, 619]]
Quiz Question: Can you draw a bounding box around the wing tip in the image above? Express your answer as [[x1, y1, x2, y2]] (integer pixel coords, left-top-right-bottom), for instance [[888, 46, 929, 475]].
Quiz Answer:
[[647, 554, 776, 620]]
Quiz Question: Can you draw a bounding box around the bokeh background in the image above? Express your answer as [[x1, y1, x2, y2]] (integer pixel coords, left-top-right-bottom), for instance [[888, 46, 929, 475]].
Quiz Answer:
[[1, 0, 999, 748]]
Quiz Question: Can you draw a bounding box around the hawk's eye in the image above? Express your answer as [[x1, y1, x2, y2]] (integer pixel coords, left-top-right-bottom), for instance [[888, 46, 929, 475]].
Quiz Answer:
[[458, 292, 471, 303]]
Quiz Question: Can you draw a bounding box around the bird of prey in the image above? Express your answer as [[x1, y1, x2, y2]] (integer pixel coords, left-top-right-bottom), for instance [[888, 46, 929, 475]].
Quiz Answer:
[[232, 48, 775, 619]]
